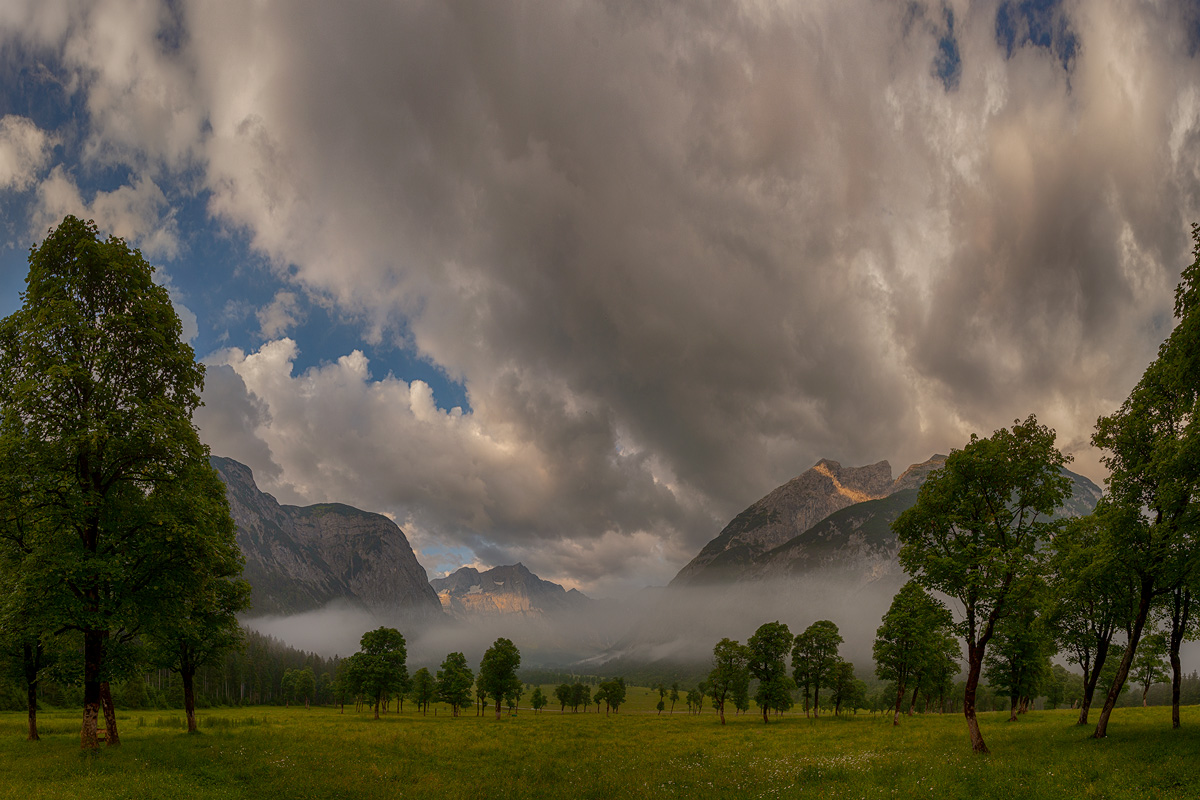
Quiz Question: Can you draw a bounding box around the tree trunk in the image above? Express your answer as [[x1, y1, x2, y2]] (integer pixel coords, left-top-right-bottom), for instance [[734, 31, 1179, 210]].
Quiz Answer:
[[964, 644, 989, 754], [183, 667, 198, 733], [100, 682, 119, 746], [1094, 578, 1153, 739], [1169, 586, 1189, 729], [909, 684, 919, 716], [1078, 640, 1109, 726], [81, 629, 104, 750], [719, 700, 725, 725], [374, 694, 381, 720], [495, 697, 502, 720], [892, 683, 904, 726], [1008, 694, 1018, 722], [22, 641, 40, 741]]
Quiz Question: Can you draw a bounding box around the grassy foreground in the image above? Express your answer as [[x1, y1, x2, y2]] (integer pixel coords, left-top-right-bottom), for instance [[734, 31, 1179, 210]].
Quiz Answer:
[[1, 701, 1199, 800]]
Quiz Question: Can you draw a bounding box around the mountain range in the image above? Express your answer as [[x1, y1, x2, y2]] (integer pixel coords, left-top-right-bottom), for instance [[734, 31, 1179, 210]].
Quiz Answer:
[[211, 451, 1104, 666]]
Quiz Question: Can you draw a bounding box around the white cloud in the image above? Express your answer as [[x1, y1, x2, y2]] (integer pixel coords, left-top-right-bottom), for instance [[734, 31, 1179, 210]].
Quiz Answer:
[[10, 1, 1200, 589], [0, 115, 54, 190], [32, 166, 180, 260], [256, 290, 305, 339]]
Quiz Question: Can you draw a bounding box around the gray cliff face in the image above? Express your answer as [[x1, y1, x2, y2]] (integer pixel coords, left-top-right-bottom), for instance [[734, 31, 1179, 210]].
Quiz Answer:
[[211, 456, 442, 617], [430, 563, 591, 619]]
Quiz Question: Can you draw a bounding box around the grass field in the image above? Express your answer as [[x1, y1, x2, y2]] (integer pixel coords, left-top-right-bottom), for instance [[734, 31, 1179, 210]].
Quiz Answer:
[[2, 692, 1199, 800]]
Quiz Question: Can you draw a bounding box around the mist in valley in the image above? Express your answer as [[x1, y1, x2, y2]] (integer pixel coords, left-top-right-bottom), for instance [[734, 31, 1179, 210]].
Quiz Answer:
[[243, 570, 910, 676]]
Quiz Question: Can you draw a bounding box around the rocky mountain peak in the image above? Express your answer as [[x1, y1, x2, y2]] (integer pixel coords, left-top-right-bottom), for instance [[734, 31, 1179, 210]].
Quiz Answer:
[[210, 455, 442, 617], [431, 563, 591, 618]]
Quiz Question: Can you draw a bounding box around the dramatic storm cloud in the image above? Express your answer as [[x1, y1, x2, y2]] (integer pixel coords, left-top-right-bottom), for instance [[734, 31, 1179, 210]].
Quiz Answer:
[[2, 0, 1199, 595]]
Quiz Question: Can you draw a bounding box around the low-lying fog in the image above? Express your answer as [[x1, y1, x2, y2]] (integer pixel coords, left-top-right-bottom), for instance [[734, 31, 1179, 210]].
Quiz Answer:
[[245, 571, 917, 672], [244, 569, 1200, 680]]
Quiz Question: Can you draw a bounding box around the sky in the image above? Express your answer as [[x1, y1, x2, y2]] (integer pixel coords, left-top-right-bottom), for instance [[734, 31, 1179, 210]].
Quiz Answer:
[[1, 0, 1199, 598]]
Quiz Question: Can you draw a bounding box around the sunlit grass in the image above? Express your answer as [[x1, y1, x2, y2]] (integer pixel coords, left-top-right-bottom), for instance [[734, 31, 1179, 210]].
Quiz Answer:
[[1, 701, 1199, 799]]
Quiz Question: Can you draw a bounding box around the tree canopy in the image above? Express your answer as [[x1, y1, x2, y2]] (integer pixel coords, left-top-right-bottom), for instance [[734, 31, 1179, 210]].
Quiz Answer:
[[347, 627, 407, 720]]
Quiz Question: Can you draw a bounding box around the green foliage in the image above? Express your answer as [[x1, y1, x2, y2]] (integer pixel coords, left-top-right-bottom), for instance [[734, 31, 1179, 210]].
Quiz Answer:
[[792, 620, 843, 716], [347, 627, 407, 719], [1131, 633, 1170, 705], [895, 414, 1069, 752], [707, 638, 750, 724], [983, 597, 1055, 718], [435, 653, 473, 717], [478, 638, 521, 719], [1087, 226, 1200, 737], [554, 683, 571, 712], [747, 621, 794, 722], [0, 216, 240, 747], [873, 581, 957, 722], [529, 686, 547, 713]]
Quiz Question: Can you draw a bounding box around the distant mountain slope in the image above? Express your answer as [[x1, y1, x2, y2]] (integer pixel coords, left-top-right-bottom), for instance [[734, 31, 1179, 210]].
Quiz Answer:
[[669, 459, 896, 586], [670, 456, 1103, 588], [431, 563, 591, 618], [211, 456, 443, 617]]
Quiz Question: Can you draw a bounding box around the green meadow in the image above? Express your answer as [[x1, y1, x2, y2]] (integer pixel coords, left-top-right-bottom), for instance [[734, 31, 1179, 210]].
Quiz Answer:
[[2, 693, 1198, 800]]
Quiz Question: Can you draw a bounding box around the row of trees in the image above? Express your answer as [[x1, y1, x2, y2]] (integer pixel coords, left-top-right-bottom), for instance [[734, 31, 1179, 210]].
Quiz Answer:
[[701, 619, 864, 725]]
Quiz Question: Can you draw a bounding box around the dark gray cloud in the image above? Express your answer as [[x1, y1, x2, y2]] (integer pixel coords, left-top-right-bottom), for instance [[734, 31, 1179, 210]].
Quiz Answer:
[[6, 0, 1200, 594]]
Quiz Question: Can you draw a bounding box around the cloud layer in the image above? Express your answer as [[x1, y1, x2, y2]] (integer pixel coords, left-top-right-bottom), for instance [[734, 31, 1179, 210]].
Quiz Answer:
[[5, 0, 1200, 594]]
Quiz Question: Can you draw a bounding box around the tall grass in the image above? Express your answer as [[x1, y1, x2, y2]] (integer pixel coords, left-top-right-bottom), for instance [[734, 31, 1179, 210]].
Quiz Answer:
[[1, 702, 1197, 799]]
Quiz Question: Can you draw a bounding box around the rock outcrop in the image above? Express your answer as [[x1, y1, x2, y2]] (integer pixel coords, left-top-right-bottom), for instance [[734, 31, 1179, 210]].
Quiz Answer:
[[431, 563, 591, 619], [211, 456, 443, 618]]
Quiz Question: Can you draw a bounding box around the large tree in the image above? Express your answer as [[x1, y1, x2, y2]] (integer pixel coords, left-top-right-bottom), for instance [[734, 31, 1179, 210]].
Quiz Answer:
[[477, 638, 521, 720], [347, 627, 407, 720], [894, 415, 1070, 753], [873, 581, 957, 726], [0, 216, 232, 750], [708, 638, 750, 725], [792, 620, 843, 717], [747, 621, 793, 724]]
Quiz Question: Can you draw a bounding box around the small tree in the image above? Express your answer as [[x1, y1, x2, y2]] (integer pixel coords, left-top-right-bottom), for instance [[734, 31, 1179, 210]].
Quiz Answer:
[[411, 667, 436, 715], [874, 581, 957, 726], [669, 681, 680, 713], [478, 638, 521, 720], [748, 621, 793, 723], [599, 678, 626, 713], [709, 638, 750, 725], [1132, 632, 1170, 707], [436, 652, 474, 717], [792, 620, 843, 717], [554, 683, 571, 713], [530, 686, 547, 713], [347, 627, 407, 720]]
